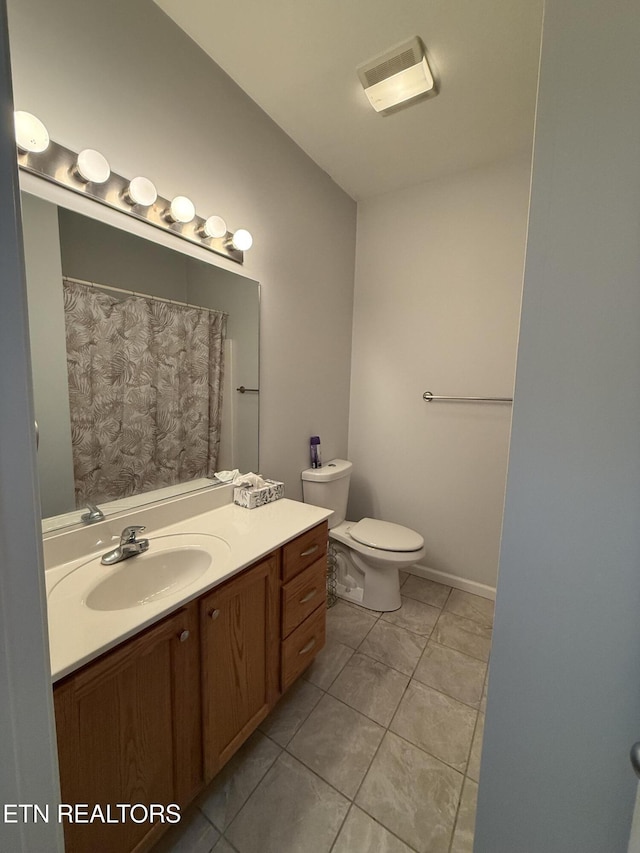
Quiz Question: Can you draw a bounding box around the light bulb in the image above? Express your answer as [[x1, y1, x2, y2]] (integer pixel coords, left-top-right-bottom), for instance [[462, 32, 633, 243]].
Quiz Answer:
[[200, 215, 227, 239], [230, 229, 253, 251], [14, 111, 50, 153], [74, 149, 110, 184], [124, 176, 157, 207], [167, 195, 195, 224]]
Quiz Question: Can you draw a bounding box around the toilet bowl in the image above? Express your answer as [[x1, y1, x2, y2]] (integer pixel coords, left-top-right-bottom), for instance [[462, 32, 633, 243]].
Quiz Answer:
[[301, 459, 425, 612]]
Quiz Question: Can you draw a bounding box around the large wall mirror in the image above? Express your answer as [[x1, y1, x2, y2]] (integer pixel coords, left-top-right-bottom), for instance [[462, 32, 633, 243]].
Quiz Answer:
[[21, 188, 259, 533]]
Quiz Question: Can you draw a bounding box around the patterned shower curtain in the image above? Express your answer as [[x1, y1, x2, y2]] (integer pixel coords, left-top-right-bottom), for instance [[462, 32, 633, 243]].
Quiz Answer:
[[63, 279, 227, 505]]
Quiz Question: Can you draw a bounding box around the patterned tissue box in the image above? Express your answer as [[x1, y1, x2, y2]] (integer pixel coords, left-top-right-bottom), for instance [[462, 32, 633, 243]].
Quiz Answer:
[[233, 479, 285, 509]]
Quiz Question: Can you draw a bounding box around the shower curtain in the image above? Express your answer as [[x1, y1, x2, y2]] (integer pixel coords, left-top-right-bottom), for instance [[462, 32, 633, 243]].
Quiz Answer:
[[63, 279, 227, 505]]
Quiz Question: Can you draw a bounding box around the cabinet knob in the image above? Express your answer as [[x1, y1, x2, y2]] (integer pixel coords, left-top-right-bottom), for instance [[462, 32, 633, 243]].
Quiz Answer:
[[179, 630, 190, 643], [209, 608, 220, 620]]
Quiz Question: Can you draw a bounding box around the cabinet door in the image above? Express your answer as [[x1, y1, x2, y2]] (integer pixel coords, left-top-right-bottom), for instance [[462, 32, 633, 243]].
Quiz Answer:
[[200, 553, 280, 780], [53, 605, 201, 853]]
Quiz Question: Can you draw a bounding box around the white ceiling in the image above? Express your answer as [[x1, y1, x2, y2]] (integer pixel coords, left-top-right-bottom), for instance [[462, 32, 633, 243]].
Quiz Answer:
[[154, 0, 543, 201]]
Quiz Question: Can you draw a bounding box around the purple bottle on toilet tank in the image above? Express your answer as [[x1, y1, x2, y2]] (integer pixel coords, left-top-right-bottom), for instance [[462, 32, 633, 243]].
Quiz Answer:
[[310, 436, 322, 468]]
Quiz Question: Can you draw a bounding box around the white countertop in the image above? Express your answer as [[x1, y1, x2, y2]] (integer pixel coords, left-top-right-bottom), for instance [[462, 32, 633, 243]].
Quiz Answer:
[[45, 498, 331, 682]]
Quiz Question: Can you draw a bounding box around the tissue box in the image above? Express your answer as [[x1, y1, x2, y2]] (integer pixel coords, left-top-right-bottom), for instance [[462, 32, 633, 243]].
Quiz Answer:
[[234, 479, 284, 509]]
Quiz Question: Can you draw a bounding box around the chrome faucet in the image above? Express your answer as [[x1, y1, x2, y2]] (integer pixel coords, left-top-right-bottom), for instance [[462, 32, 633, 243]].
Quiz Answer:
[[101, 526, 149, 565], [81, 502, 105, 524]]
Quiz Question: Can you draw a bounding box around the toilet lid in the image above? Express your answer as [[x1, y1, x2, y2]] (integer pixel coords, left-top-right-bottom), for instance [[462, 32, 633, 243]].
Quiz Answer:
[[350, 518, 424, 552]]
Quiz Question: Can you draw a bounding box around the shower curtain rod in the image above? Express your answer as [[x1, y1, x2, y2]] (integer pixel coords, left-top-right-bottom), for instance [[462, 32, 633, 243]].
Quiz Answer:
[[63, 275, 228, 316], [422, 391, 513, 404]]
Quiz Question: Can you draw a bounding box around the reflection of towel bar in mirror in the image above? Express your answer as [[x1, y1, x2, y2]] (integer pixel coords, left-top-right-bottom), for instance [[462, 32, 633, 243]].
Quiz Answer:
[[423, 391, 513, 403], [237, 386, 259, 394]]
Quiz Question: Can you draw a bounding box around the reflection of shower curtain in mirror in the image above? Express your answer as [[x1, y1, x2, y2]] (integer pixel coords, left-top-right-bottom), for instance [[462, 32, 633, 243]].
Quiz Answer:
[[63, 279, 227, 505]]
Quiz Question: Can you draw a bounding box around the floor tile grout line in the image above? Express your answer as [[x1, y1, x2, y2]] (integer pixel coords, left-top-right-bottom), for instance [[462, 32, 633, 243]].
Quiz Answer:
[[463, 706, 485, 784], [197, 734, 284, 836], [347, 645, 417, 682], [329, 801, 422, 853], [385, 714, 475, 778], [410, 664, 486, 711], [276, 679, 421, 850], [327, 802, 352, 853], [259, 682, 325, 749], [426, 635, 492, 664]]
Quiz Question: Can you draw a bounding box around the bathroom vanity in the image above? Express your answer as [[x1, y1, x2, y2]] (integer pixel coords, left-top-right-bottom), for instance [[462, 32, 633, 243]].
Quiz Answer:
[[45, 493, 330, 853]]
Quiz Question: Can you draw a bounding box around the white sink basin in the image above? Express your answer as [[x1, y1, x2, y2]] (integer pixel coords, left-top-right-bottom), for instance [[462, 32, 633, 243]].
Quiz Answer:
[[48, 533, 231, 612]]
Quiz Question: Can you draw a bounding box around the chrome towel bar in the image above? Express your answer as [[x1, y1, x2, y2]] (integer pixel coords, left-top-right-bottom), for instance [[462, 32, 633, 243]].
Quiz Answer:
[[423, 391, 513, 404]]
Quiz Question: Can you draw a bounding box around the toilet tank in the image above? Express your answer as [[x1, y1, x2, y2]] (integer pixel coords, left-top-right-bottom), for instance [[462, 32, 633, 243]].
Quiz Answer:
[[301, 459, 352, 529]]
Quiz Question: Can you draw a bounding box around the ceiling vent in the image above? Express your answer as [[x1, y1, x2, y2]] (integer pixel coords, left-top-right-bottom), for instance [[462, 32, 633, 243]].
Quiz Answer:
[[357, 36, 438, 115]]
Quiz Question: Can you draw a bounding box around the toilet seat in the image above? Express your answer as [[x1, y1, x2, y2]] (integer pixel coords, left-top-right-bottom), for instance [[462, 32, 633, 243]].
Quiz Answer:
[[349, 518, 424, 552]]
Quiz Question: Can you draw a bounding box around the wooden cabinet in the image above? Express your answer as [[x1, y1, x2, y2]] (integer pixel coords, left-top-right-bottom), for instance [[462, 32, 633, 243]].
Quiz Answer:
[[53, 604, 201, 853], [280, 521, 328, 690], [282, 522, 328, 582], [200, 553, 280, 780], [52, 521, 328, 853]]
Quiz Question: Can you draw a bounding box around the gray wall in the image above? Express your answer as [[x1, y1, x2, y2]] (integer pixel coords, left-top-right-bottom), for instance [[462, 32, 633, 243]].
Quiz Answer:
[[59, 206, 189, 301], [8, 0, 356, 497], [349, 158, 530, 593], [475, 1, 640, 850]]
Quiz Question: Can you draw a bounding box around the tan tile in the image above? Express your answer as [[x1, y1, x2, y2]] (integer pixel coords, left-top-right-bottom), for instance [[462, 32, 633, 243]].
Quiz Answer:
[[390, 680, 476, 772], [326, 600, 379, 648], [152, 809, 219, 853], [303, 638, 354, 690], [401, 575, 451, 609], [356, 732, 463, 853], [359, 620, 427, 676], [432, 612, 492, 662], [413, 642, 486, 708], [467, 712, 485, 782], [399, 571, 410, 587], [329, 652, 409, 726], [450, 778, 478, 853], [333, 806, 414, 853], [226, 752, 349, 853], [288, 694, 385, 798], [199, 732, 281, 831], [259, 678, 323, 746], [445, 589, 494, 628], [212, 839, 237, 853], [480, 672, 488, 714], [381, 596, 440, 637]]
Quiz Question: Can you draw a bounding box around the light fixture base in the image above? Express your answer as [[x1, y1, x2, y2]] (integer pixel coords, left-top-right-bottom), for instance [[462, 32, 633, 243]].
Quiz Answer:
[[17, 139, 245, 264]]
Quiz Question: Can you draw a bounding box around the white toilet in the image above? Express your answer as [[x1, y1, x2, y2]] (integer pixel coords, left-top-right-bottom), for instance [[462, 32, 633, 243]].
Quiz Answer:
[[301, 459, 425, 612]]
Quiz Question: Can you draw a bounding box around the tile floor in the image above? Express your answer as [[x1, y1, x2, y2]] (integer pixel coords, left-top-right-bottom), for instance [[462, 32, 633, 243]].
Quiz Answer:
[[154, 573, 493, 853]]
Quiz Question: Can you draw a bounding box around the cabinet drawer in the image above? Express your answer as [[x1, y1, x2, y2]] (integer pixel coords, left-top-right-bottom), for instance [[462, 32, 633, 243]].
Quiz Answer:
[[282, 556, 327, 638], [281, 604, 326, 691], [282, 521, 328, 583]]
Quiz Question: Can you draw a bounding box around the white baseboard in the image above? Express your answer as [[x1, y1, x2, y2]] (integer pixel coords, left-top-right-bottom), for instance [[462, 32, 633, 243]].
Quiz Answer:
[[406, 563, 496, 602]]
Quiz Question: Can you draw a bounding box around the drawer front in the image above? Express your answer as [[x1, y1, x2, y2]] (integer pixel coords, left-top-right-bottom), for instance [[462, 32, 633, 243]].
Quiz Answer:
[[282, 556, 327, 638], [281, 605, 326, 691], [282, 521, 328, 583]]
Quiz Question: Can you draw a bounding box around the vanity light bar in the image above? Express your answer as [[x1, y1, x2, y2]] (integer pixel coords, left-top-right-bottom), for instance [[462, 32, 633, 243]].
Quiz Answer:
[[14, 112, 252, 265]]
